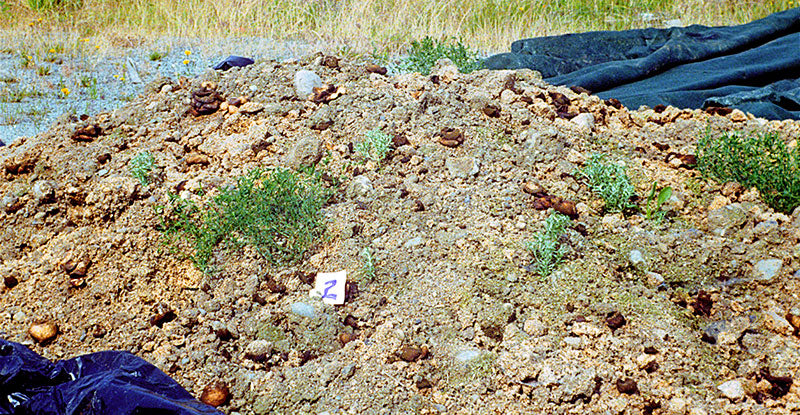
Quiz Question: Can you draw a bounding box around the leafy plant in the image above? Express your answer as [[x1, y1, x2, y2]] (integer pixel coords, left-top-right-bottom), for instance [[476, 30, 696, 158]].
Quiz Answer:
[[697, 130, 800, 214], [148, 51, 166, 61], [36, 65, 51, 76], [644, 183, 672, 222], [399, 36, 484, 75], [159, 168, 332, 273], [81, 75, 99, 99], [525, 212, 571, 278], [355, 129, 392, 163], [129, 151, 156, 186], [578, 154, 637, 213], [360, 247, 376, 281]]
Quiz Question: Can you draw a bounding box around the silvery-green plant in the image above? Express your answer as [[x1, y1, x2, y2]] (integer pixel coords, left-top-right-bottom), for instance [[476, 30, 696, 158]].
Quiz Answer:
[[525, 212, 571, 277], [129, 151, 156, 186], [355, 129, 391, 163], [578, 154, 636, 213]]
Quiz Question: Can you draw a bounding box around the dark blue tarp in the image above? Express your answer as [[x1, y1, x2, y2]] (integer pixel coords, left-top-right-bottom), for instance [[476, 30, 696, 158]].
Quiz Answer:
[[0, 339, 222, 415], [485, 8, 800, 120], [212, 56, 255, 71]]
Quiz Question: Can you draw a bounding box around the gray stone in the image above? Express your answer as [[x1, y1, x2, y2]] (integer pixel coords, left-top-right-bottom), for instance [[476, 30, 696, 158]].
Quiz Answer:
[[1, 194, 20, 213], [31, 180, 57, 204], [445, 157, 480, 178], [707, 203, 748, 237], [346, 175, 373, 199], [517, 127, 562, 165], [754, 259, 782, 281], [294, 70, 321, 97], [403, 236, 424, 249], [717, 379, 744, 400], [629, 250, 645, 268], [244, 339, 273, 361], [557, 368, 597, 403], [290, 302, 317, 318], [239, 101, 264, 114], [571, 113, 595, 130], [455, 349, 483, 363], [288, 136, 322, 168]]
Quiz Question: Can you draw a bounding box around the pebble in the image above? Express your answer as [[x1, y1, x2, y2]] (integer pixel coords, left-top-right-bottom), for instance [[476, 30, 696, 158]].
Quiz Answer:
[[717, 379, 744, 400], [289, 136, 323, 168], [753, 259, 782, 281], [29, 321, 59, 344], [455, 349, 483, 363], [403, 236, 424, 249], [294, 70, 322, 97], [445, 157, 480, 178], [244, 339, 273, 362], [346, 175, 373, 199], [290, 302, 316, 318], [571, 113, 595, 131], [628, 249, 645, 268], [200, 381, 230, 407]]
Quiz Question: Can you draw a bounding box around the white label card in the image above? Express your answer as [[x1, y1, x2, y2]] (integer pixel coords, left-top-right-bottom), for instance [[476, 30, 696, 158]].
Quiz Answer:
[[309, 270, 347, 305]]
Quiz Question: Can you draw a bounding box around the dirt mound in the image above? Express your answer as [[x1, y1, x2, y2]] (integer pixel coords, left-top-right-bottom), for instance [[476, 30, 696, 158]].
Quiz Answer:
[[2, 53, 800, 414]]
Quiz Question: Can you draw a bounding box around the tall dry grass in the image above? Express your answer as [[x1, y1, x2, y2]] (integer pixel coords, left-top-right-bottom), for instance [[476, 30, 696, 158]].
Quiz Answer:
[[0, 0, 795, 54]]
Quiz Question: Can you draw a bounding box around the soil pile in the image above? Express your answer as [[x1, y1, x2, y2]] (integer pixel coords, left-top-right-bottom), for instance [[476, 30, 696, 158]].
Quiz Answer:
[[2, 53, 800, 414]]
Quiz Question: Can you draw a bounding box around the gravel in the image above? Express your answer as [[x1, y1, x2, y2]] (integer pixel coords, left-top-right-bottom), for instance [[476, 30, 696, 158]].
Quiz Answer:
[[0, 37, 326, 144]]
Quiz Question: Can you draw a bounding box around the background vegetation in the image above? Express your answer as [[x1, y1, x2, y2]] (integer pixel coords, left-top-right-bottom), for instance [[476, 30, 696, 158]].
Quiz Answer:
[[0, 0, 795, 54]]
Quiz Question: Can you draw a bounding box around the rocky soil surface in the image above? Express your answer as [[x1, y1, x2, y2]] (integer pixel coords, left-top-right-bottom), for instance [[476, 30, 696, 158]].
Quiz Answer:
[[2, 54, 800, 414]]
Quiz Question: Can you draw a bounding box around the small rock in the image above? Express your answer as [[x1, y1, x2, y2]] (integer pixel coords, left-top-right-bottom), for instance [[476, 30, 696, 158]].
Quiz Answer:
[[290, 302, 316, 318], [346, 175, 373, 199], [239, 101, 264, 114], [717, 379, 744, 400], [160, 84, 173, 94], [455, 350, 483, 363], [404, 236, 425, 249], [185, 154, 210, 166], [149, 303, 176, 327], [398, 345, 428, 362], [244, 340, 273, 362], [571, 113, 595, 130], [289, 136, 323, 168], [29, 321, 59, 344], [616, 378, 639, 395], [4, 274, 19, 288], [200, 381, 230, 407], [764, 311, 793, 335], [753, 259, 782, 281], [606, 311, 627, 331], [31, 181, 57, 204], [628, 250, 645, 268], [445, 157, 480, 179], [294, 70, 322, 97]]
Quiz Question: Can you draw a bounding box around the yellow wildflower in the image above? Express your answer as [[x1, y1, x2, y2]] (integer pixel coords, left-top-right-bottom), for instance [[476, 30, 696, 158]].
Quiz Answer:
[[49, 48, 55, 54], [183, 59, 190, 65], [184, 50, 191, 56], [61, 87, 70, 96]]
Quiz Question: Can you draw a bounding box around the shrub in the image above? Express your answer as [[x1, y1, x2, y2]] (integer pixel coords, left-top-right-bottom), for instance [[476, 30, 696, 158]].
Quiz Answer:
[[159, 168, 332, 273], [578, 154, 636, 213], [525, 212, 571, 278], [697, 130, 800, 213], [355, 129, 391, 163], [399, 36, 484, 75]]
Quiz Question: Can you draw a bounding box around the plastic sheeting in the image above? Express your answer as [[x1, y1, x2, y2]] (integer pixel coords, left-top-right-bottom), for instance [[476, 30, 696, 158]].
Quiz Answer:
[[485, 8, 800, 120], [0, 339, 222, 415]]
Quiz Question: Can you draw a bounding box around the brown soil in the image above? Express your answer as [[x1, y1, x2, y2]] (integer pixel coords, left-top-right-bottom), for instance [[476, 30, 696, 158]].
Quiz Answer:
[[2, 53, 800, 414]]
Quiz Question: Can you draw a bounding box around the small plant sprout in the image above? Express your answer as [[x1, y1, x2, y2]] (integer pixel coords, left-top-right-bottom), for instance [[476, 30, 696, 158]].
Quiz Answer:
[[129, 151, 156, 186], [360, 247, 376, 280], [148, 51, 166, 61], [578, 154, 637, 213], [355, 129, 392, 163], [644, 183, 672, 222], [525, 212, 572, 278]]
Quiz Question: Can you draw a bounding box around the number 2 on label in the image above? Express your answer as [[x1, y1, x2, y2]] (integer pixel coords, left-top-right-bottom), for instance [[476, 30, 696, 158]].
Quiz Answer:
[[321, 280, 337, 300]]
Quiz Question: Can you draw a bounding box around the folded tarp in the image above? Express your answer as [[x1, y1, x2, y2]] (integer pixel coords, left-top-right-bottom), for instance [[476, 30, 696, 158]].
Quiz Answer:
[[0, 339, 222, 415], [485, 7, 800, 120]]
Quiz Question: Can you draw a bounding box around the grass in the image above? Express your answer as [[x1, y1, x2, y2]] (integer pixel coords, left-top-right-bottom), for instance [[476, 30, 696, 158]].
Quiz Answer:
[[697, 130, 800, 214], [578, 154, 637, 213], [354, 129, 392, 163], [148, 50, 166, 61], [129, 151, 156, 186], [158, 168, 332, 273], [525, 212, 571, 278], [398, 36, 484, 75], [360, 247, 376, 281], [0, 1, 793, 55], [0, 85, 42, 103]]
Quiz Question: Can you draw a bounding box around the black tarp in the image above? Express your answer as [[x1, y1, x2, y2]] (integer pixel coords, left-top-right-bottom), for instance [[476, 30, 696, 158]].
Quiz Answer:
[[484, 8, 800, 120], [0, 339, 222, 415]]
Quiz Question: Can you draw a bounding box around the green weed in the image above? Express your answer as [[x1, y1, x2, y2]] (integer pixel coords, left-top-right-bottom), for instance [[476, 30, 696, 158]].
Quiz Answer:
[[578, 154, 637, 213], [644, 183, 672, 222], [80, 75, 99, 99], [0, 86, 42, 103], [36, 65, 50, 76], [129, 151, 156, 186], [158, 168, 332, 273], [525, 212, 571, 278], [697, 130, 800, 214], [148, 50, 166, 61], [360, 247, 376, 281], [355, 129, 392, 163], [398, 36, 484, 75]]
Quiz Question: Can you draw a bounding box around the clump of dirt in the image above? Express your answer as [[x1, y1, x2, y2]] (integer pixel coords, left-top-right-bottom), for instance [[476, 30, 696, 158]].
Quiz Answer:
[[2, 52, 800, 414]]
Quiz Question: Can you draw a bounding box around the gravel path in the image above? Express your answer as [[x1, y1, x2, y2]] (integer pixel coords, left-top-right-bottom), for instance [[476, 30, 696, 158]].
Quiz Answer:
[[0, 37, 328, 144]]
